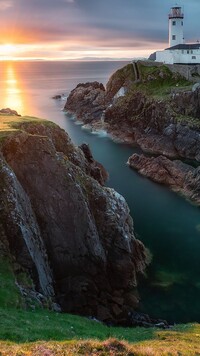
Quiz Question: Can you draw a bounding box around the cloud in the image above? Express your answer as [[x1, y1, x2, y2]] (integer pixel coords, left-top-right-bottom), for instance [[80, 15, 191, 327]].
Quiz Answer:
[[0, 0, 199, 58], [0, 0, 13, 11]]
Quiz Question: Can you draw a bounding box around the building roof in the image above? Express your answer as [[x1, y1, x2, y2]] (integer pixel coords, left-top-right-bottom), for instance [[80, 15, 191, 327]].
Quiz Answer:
[[165, 43, 200, 51]]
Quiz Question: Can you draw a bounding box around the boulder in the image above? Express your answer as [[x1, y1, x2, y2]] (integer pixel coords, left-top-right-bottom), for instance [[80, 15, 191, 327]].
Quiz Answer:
[[64, 82, 106, 123]]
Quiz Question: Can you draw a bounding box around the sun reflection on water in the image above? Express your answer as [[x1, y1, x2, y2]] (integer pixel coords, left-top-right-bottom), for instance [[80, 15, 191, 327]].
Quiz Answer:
[[4, 63, 24, 115]]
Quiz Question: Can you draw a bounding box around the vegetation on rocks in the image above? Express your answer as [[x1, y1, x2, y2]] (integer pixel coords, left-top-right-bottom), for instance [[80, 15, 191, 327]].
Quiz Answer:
[[136, 63, 192, 98], [106, 62, 192, 101]]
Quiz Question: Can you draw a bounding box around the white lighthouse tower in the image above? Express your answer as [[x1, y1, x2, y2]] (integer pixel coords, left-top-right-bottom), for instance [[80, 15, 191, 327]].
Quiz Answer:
[[168, 6, 184, 47], [155, 5, 200, 64]]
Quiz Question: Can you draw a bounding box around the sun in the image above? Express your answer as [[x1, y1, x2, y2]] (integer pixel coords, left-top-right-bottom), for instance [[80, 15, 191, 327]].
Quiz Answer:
[[0, 44, 18, 60]]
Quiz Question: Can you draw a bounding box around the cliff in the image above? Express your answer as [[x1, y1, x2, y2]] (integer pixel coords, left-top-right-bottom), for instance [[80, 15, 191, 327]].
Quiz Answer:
[[64, 61, 200, 204], [0, 113, 148, 324]]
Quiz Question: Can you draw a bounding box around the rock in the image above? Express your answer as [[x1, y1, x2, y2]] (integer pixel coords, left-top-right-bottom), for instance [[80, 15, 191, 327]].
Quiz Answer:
[[106, 64, 135, 101], [111, 296, 124, 306], [64, 82, 106, 123], [97, 305, 112, 321], [124, 293, 139, 309], [0, 108, 20, 116], [0, 118, 149, 324], [128, 153, 200, 205], [0, 154, 55, 298], [192, 83, 200, 92], [111, 303, 122, 317], [127, 311, 170, 329], [79, 143, 108, 185], [52, 303, 62, 312], [52, 94, 62, 99]]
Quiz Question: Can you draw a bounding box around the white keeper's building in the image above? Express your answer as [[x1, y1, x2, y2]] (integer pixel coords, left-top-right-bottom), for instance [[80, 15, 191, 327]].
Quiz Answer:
[[156, 6, 200, 64]]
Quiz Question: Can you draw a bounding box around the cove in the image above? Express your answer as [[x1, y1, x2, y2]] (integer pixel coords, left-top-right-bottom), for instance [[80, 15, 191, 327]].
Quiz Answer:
[[55, 110, 200, 324]]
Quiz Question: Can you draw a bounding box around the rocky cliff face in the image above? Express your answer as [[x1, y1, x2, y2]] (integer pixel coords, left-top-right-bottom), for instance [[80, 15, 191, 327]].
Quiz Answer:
[[0, 116, 148, 323], [64, 61, 200, 204]]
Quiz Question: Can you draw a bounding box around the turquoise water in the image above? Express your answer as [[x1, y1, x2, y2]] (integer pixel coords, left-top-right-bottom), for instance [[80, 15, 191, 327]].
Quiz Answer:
[[1, 60, 200, 323]]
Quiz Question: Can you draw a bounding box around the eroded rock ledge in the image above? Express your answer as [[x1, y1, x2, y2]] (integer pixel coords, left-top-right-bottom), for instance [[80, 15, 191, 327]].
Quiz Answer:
[[128, 154, 200, 205], [0, 115, 148, 324]]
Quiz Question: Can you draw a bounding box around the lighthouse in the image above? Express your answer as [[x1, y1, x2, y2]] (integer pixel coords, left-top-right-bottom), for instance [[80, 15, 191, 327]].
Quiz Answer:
[[155, 5, 200, 64], [168, 6, 184, 47]]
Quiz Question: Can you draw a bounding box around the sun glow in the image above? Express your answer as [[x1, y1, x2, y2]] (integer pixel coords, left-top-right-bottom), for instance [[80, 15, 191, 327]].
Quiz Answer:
[[0, 44, 18, 60], [4, 64, 24, 114]]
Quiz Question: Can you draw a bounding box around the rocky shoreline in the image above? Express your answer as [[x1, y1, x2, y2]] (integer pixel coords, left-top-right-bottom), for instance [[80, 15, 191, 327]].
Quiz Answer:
[[63, 61, 200, 205], [128, 154, 200, 205]]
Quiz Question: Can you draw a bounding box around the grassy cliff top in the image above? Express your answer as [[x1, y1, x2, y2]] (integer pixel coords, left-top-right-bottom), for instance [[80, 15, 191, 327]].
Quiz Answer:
[[0, 114, 53, 132], [0, 114, 57, 141], [136, 62, 192, 98]]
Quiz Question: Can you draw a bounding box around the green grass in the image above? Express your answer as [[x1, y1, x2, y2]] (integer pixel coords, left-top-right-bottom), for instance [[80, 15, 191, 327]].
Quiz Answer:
[[1, 257, 200, 354], [0, 258, 23, 309], [135, 63, 192, 99], [1, 322, 200, 355], [176, 114, 200, 128], [0, 114, 55, 138], [0, 115, 59, 146], [0, 307, 155, 343]]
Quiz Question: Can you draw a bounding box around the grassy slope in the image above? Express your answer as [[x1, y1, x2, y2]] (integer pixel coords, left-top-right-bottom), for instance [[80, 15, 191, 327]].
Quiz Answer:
[[0, 245, 200, 354], [137, 63, 192, 98], [0, 114, 42, 132], [1, 115, 200, 354], [0, 114, 56, 142]]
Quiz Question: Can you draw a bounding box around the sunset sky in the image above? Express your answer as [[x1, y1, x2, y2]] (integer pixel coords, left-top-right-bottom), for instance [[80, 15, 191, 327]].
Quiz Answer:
[[0, 0, 199, 60]]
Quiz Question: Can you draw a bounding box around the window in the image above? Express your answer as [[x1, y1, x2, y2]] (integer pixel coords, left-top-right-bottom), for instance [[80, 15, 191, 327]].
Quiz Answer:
[[181, 21, 183, 26], [172, 21, 176, 26], [182, 50, 184, 54], [172, 35, 176, 40], [192, 56, 196, 59], [191, 50, 193, 54], [187, 50, 189, 54]]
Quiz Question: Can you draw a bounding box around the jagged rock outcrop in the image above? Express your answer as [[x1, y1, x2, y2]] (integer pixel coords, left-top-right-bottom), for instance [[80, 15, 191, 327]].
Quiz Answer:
[[65, 81, 106, 123], [0, 117, 148, 323], [128, 154, 200, 205], [79, 143, 108, 185], [64, 61, 200, 203]]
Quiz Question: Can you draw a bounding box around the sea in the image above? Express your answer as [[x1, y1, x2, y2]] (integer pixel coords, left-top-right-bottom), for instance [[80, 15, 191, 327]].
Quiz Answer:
[[1, 60, 200, 323]]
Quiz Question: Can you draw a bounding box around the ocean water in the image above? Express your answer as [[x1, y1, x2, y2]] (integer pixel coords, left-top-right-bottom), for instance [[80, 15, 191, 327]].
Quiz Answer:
[[1, 60, 200, 323]]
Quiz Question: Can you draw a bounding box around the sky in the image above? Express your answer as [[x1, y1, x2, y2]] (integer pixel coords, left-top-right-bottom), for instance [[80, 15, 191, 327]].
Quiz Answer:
[[0, 0, 199, 60]]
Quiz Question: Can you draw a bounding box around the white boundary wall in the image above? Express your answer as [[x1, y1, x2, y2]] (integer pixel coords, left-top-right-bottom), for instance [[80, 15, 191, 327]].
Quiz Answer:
[[156, 49, 200, 64]]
